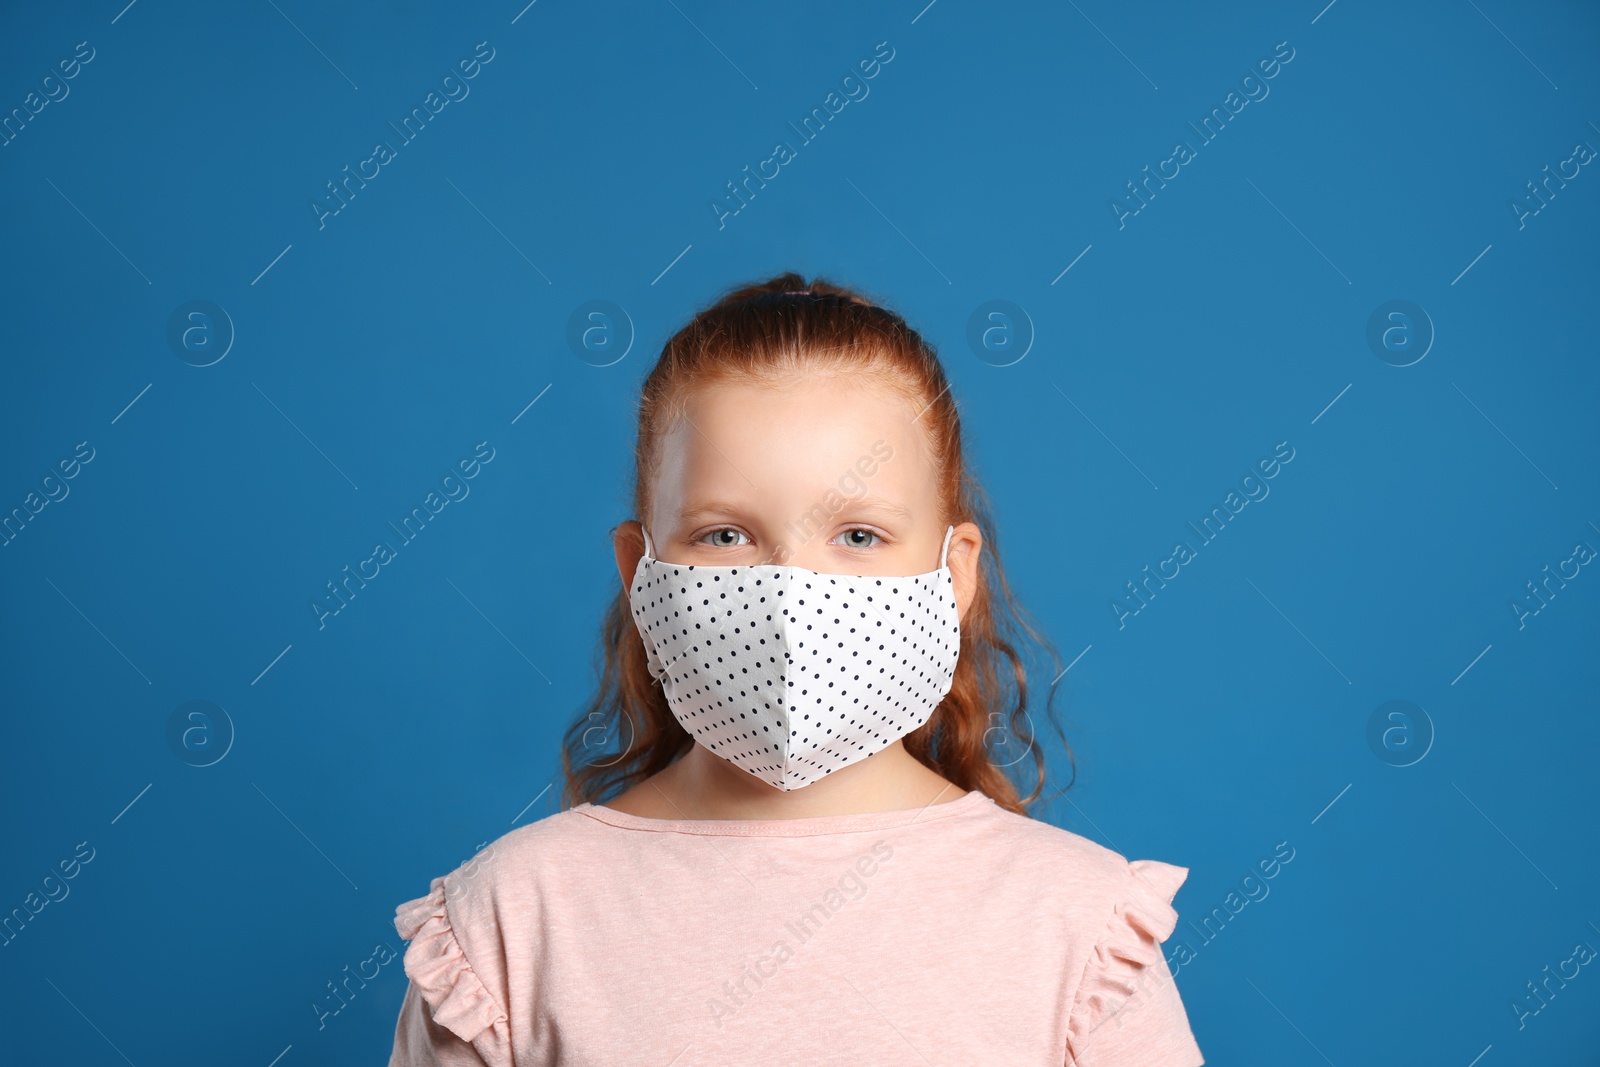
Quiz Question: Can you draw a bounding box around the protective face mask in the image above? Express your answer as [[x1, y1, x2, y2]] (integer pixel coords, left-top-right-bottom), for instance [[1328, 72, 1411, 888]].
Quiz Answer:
[[628, 525, 963, 791]]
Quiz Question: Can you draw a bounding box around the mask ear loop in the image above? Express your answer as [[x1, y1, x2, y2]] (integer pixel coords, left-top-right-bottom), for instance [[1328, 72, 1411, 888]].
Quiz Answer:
[[633, 524, 670, 684], [938, 524, 955, 570]]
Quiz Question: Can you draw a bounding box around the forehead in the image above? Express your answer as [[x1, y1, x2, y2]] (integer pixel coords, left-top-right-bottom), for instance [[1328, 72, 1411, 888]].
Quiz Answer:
[[652, 374, 937, 507]]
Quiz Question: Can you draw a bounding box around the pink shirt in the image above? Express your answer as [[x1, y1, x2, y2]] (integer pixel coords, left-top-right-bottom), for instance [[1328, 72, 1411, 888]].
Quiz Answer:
[[388, 788, 1205, 1066]]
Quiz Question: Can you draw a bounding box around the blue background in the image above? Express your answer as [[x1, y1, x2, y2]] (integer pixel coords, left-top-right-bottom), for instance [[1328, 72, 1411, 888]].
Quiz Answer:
[[2, 1, 1597, 1063]]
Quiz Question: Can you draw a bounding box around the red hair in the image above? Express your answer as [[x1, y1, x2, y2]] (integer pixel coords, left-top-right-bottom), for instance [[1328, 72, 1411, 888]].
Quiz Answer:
[[559, 272, 1074, 816]]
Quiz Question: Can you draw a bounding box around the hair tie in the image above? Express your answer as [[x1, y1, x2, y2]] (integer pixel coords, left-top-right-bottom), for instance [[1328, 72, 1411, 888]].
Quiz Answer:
[[782, 289, 812, 295]]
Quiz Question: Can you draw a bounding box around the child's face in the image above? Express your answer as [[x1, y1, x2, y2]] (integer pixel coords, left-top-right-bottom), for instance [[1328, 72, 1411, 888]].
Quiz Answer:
[[616, 373, 980, 616]]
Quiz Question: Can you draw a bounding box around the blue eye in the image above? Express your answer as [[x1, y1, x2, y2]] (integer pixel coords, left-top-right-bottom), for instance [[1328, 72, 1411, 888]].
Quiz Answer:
[[835, 528, 882, 549], [700, 528, 750, 547]]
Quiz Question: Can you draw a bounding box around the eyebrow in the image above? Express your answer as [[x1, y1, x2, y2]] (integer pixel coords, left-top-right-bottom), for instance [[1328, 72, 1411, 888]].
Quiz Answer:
[[679, 497, 913, 521]]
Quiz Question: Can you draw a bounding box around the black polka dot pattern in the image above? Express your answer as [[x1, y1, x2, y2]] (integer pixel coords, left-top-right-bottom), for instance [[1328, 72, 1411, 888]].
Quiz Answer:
[[627, 526, 963, 791]]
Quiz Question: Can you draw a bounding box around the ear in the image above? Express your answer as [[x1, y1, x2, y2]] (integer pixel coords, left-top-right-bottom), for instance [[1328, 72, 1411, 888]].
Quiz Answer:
[[614, 520, 646, 591], [947, 521, 984, 622]]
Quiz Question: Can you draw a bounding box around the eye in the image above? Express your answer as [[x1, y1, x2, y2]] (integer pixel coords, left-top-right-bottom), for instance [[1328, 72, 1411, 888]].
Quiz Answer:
[[699, 527, 750, 548], [834, 527, 882, 550]]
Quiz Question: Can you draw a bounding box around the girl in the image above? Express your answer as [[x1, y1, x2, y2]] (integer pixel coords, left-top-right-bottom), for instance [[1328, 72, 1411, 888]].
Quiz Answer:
[[388, 274, 1205, 1066]]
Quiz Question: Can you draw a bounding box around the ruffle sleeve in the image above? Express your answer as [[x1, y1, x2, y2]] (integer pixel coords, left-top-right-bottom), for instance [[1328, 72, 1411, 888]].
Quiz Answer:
[[1065, 859, 1204, 1066], [391, 875, 513, 1067]]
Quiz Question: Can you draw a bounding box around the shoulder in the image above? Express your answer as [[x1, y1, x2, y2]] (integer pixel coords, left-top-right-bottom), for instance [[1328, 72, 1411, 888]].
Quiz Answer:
[[408, 806, 600, 923], [975, 799, 1127, 866], [389, 808, 598, 1054], [975, 807, 1201, 1061], [391, 807, 583, 932], [959, 800, 1194, 973], [974, 799, 1190, 905]]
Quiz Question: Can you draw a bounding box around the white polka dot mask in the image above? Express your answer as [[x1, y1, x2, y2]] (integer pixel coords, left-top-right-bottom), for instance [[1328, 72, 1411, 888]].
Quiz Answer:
[[628, 525, 963, 791]]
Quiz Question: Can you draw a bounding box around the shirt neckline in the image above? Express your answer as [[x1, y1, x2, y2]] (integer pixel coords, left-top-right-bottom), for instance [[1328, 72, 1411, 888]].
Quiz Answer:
[[570, 787, 993, 837]]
